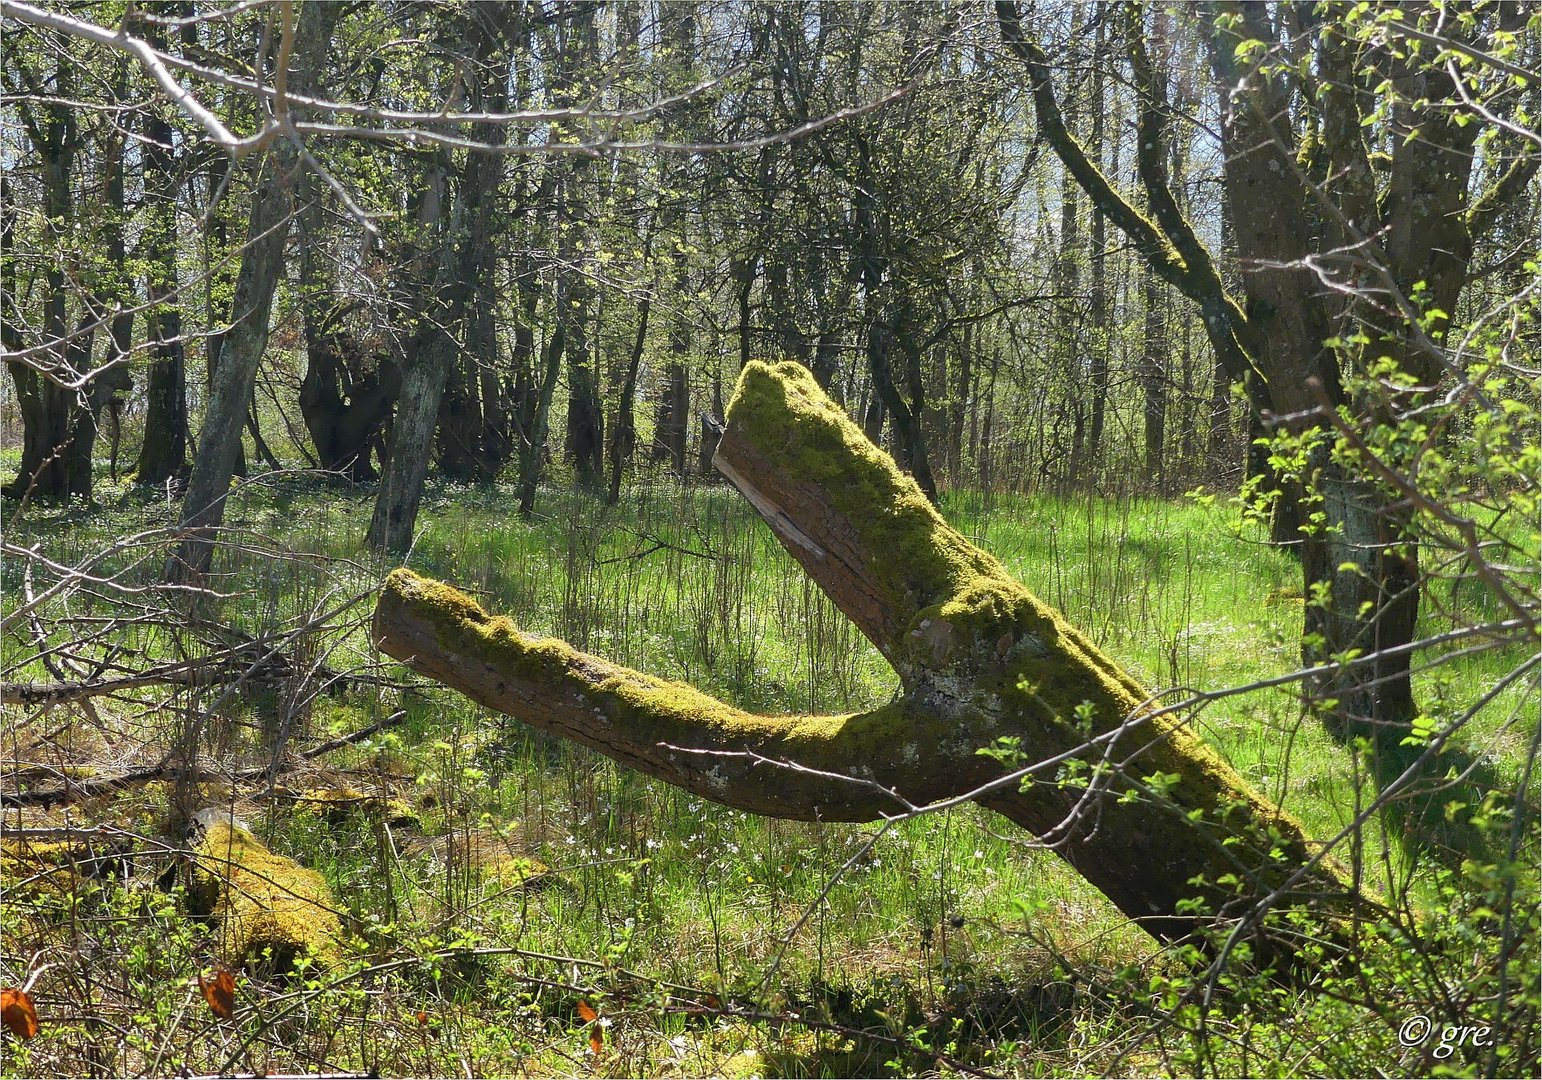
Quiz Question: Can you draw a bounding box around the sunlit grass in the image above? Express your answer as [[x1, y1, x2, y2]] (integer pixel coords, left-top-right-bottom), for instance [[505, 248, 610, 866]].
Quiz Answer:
[[3, 475, 1534, 1076]]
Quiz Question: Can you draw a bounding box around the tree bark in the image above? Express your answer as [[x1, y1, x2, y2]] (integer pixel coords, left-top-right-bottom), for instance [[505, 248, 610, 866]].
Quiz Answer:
[[1086, 3, 1111, 468], [376, 360, 1362, 957], [368, 4, 512, 548], [654, 360, 690, 476], [367, 322, 452, 553]]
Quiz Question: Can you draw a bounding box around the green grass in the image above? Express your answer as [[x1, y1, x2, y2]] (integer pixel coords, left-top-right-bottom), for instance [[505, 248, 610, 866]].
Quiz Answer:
[[2, 477, 1536, 1077]]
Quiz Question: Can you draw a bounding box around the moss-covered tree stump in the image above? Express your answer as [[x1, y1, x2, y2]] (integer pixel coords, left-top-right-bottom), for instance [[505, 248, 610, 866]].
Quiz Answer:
[[188, 811, 342, 972], [373, 361, 1361, 956]]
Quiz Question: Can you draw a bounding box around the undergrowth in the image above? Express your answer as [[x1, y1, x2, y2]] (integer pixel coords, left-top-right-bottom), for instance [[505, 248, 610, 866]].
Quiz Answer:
[[2, 478, 1535, 1077]]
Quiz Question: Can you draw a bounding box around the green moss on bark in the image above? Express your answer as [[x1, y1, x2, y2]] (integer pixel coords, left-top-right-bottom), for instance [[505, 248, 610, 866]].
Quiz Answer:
[[726, 362, 1000, 623]]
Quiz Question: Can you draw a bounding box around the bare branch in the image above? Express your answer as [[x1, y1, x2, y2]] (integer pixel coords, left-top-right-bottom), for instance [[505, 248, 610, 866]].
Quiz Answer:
[[2, 0, 269, 157]]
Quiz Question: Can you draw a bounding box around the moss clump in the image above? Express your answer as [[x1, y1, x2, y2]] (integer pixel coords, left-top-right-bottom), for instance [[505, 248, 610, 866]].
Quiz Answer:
[[296, 787, 418, 828], [1, 838, 103, 898], [190, 822, 342, 972], [480, 853, 555, 891]]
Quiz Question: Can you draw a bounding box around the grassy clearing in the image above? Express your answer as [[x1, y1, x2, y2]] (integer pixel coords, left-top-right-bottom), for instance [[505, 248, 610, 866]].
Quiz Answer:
[[2, 477, 1535, 1077]]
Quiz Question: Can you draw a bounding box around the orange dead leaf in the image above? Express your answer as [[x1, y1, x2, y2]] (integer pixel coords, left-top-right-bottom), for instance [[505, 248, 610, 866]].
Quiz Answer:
[[415, 1010, 430, 1027], [576, 1000, 598, 1023], [199, 967, 237, 1021], [2, 988, 39, 1040]]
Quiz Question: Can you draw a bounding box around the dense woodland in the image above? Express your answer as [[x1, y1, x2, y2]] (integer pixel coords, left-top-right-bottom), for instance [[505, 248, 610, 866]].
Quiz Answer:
[[1, 2, 1539, 1077]]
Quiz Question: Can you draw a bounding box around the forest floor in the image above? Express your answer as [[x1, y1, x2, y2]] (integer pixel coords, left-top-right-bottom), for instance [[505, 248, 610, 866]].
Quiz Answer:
[[2, 475, 1535, 1078]]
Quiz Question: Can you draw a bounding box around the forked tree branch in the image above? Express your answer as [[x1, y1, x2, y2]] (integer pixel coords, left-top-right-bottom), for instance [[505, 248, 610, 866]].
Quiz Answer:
[[375, 360, 1366, 958]]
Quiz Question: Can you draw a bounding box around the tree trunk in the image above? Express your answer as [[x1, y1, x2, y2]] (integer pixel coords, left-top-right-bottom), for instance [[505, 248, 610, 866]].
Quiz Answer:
[[945, 320, 972, 483], [471, 278, 511, 480], [1055, 91, 1084, 489], [654, 360, 690, 476], [608, 296, 650, 504], [652, 2, 693, 480], [201, 154, 244, 480], [133, 19, 188, 488], [562, 271, 604, 488], [1086, 4, 1110, 467], [296, 173, 400, 487], [697, 367, 723, 477], [866, 315, 938, 504], [367, 153, 456, 556], [1141, 276, 1167, 493], [517, 280, 566, 518], [170, 0, 340, 577], [299, 330, 400, 484], [368, 4, 512, 547], [376, 360, 1362, 959], [436, 351, 486, 483], [367, 322, 454, 554], [3, 77, 105, 505]]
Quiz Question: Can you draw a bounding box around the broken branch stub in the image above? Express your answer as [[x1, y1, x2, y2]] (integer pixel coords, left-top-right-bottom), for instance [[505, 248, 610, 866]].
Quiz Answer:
[[373, 360, 1361, 950]]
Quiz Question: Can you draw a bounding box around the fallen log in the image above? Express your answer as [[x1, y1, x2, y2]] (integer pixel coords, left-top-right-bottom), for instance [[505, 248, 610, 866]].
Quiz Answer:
[[373, 360, 1362, 956]]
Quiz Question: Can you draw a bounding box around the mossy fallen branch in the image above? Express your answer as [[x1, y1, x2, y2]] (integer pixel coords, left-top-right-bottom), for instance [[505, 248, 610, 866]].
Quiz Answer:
[[374, 360, 1365, 959], [189, 814, 342, 972]]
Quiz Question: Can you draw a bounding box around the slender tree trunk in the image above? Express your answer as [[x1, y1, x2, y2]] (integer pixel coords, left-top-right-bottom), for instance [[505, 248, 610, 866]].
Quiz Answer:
[[697, 367, 723, 477], [1086, 4, 1111, 468], [517, 281, 565, 518], [735, 256, 754, 371], [367, 158, 457, 555], [652, 2, 694, 480], [135, 83, 188, 488], [1140, 277, 1167, 493], [471, 279, 511, 479], [74, 62, 136, 504], [608, 296, 650, 504], [170, 1, 340, 577], [1178, 311, 1196, 475], [368, 5, 511, 546], [1055, 90, 1085, 489], [203, 150, 246, 479], [63, 319, 102, 504], [947, 318, 974, 483], [509, 261, 539, 487], [563, 274, 605, 487], [862, 380, 886, 446], [866, 315, 939, 504], [1207, 348, 1231, 471], [436, 350, 485, 483], [367, 320, 455, 553], [655, 359, 690, 477], [812, 330, 840, 394]]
